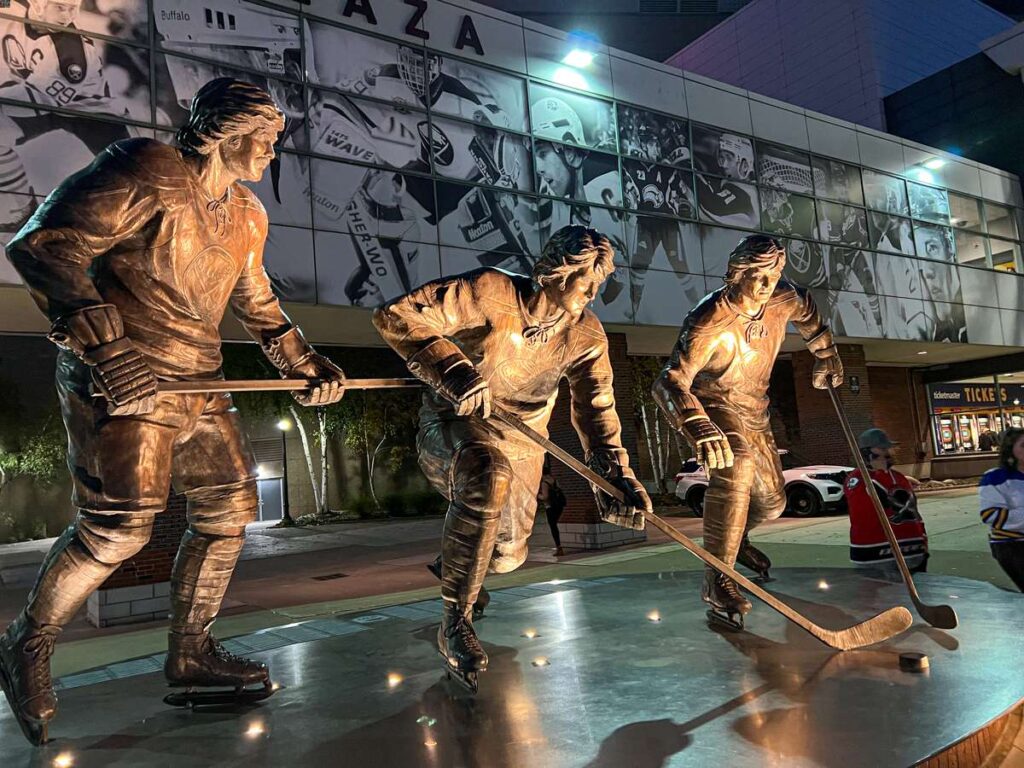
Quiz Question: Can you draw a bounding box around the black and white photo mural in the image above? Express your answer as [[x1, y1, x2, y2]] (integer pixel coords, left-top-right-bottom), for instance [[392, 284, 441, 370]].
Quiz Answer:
[[0, 0, 1013, 349]]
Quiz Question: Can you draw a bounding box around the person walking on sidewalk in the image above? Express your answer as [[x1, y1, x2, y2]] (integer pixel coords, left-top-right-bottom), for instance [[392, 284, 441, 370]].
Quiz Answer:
[[978, 428, 1024, 591], [538, 455, 567, 556], [844, 428, 929, 577]]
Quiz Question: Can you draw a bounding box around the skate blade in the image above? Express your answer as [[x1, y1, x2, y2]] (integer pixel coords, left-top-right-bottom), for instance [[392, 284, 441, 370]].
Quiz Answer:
[[164, 680, 276, 709], [445, 668, 479, 694], [437, 651, 482, 694], [0, 655, 49, 746], [706, 609, 745, 632]]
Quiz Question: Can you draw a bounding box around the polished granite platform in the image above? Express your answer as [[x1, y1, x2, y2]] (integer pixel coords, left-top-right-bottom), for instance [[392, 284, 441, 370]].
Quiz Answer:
[[2, 568, 1022, 767]]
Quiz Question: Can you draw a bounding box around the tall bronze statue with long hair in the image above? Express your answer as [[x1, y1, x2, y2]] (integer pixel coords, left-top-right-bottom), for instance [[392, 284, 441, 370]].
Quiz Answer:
[[653, 235, 843, 629], [0, 78, 346, 745], [373, 225, 650, 692]]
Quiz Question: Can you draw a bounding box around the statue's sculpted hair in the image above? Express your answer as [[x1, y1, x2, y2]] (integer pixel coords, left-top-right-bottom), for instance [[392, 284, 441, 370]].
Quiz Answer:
[[176, 78, 284, 157], [532, 225, 615, 289], [724, 234, 786, 285]]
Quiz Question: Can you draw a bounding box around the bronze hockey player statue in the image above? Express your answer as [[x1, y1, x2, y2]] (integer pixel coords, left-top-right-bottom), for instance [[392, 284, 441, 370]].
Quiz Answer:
[[373, 225, 650, 692], [0, 78, 345, 745], [653, 235, 843, 629]]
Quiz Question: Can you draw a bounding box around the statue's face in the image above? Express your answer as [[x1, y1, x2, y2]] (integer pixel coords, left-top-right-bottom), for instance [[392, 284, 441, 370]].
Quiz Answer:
[[220, 120, 282, 182], [549, 264, 604, 320], [733, 263, 782, 308]]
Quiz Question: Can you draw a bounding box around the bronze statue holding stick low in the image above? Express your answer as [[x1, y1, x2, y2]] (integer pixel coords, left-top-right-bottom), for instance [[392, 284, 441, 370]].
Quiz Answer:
[[372, 225, 651, 692]]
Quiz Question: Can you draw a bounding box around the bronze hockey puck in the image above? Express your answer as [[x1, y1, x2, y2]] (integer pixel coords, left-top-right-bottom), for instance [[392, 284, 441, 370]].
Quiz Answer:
[[899, 652, 929, 673]]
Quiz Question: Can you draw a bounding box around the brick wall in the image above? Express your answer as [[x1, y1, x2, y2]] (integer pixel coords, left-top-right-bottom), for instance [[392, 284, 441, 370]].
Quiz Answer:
[[787, 344, 873, 466], [548, 333, 638, 526], [867, 366, 931, 464], [102, 493, 187, 589]]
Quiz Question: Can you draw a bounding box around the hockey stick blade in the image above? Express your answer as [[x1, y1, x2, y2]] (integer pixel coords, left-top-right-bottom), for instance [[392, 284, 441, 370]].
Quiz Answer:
[[826, 383, 958, 630], [487, 406, 914, 651], [641, 511, 913, 651]]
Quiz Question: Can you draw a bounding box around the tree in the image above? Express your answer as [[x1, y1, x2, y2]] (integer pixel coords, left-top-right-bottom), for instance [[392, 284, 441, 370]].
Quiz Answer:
[[220, 344, 334, 511], [629, 356, 685, 494], [336, 389, 420, 510], [0, 376, 68, 540]]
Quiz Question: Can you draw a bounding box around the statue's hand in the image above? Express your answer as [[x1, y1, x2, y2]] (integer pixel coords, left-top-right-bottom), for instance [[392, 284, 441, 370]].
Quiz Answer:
[[87, 340, 157, 416], [681, 417, 734, 470]]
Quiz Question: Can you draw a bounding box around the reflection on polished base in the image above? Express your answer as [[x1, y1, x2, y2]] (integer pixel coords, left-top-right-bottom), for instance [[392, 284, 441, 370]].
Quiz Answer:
[[1, 568, 1021, 767]]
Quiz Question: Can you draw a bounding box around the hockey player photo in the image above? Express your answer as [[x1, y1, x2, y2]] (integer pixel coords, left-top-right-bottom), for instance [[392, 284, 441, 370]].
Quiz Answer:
[[692, 125, 754, 181], [155, 53, 306, 150], [863, 169, 910, 216], [0, 0, 148, 41], [244, 151, 312, 230], [760, 188, 818, 240], [529, 83, 616, 151], [431, 116, 533, 193], [874, 254, 940, 340], [627, 216, 704, 319], [263, 225, 316, 304], [914, 222, 957, 263], [535, 140, 619, 208], [0, 0, 151, 237], [315, 227, 441, 309], [691, 125, 758, 229], [757, 144, 815, 194], [782, 238, 830, 299], [154, 0, 300, 79], [332, 168, 439, 306], [908, 181, 951, 225], [868, 210, 915, 255], [818, 200, 869, 249], [307, 20, 510, 130], [622, 158, 694, 218], [436, 178, 540, 274], [821, 287, 883, 339], [810, 155, 864, 205], [434, 54, 527, 132], [696, 172, 758, 229], [308, 87, 422, 168], [0, 10, 149, 120], [920, 259, 968, 342], [829, 248, 882, 318], [617, 104, 690, 168]]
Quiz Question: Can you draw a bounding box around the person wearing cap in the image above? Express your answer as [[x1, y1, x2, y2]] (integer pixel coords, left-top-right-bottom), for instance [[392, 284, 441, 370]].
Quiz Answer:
[[653, 234, 843, 624], [844, 428, 929, 575]]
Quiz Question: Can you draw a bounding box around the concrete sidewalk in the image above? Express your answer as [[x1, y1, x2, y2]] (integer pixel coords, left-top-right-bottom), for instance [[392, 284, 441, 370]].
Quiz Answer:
[[0, 485, 1013, 679]]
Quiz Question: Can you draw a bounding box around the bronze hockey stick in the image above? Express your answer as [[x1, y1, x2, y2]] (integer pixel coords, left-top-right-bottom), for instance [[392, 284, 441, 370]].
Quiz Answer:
[[91, 378, 423, 396], [488, 404, 913, 651], [826, 381, 958, 629]]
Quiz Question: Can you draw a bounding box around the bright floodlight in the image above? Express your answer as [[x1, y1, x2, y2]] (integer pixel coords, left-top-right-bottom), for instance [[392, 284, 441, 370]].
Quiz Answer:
[[924, 158, 945, 170], [562, 48, 594, 67], [552, 67, 587, 89], [915, 169, 935, 184], [277, 418, 291, 431]]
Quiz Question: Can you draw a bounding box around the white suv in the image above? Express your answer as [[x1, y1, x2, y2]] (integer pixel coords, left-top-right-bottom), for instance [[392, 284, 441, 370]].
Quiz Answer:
[[673, 451, 851, 518]]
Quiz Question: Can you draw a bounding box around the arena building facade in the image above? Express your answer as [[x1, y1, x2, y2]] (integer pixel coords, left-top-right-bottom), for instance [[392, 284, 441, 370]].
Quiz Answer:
[[0, 0, 1022, 537]]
